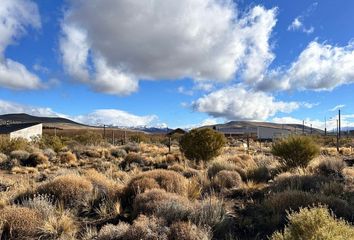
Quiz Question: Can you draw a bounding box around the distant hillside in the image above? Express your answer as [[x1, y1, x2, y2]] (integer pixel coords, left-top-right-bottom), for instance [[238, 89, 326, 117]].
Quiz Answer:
[[203, 120, 324, 134], [0, 113, 86, 127]]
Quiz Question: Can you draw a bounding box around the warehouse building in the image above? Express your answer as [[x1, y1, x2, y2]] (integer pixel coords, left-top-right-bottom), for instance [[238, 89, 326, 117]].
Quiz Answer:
[[0, 122, 43, 141]]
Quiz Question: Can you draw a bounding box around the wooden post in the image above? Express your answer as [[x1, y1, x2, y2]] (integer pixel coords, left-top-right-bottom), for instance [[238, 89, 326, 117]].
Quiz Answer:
[[339, 109, 341, 139], [112, 130, 115, 145], [168, 137, 172, 153], [336, 119, 340, 152]]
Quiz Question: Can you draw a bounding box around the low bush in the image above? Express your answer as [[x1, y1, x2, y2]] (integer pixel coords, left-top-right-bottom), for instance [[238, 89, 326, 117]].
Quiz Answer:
[[247, 166, 273, 183], [316, 157, 346, 177], [180, 128, 226, 163], [74, 131, 103, 146], [124, 170, 188, 206], [111, 148, 127, 158], [237, 190, 354, 238], [124, 215, 169, 240], [169, 221, 211, 240], [59, 151, 77, 164], [23, 152, 49, 167], [133, 188, 193, 222], [10, 150, 29, 162], [207, 160, 244, 179], [0, 137, 29, 154], [37, 174, 93, 207], [97, 222, 130, 240], [271, 174, 332, 193], [0, 206, 43, 239], [84, 169, 123, 199], [214, 170, 242, 189], [271, 206, 354, 240], [123, 143, 140, 153], [120, 152, 149, 170], [272, 136, 320, 171]]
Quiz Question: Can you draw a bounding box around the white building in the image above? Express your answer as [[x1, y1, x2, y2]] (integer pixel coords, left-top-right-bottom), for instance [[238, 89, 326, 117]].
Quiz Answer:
[[257, 126, 291, 140], [0, 123, 42, 141]]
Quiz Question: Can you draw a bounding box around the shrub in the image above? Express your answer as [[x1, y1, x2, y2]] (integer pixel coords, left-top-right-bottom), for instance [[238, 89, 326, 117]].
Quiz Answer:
[[74, 131, 103, 145], [39, 211, 78, 240], [123, 143, 140, 153], [97, 223, 130, 240], [40, 135, 65, 152], [237, 190, 354, 238], [192, 196, 227, 228], [271, 174, 332, 193], [124, 170, 188, 205], [316, 158, 346, 177], [0, 137, 29, 154], [214, 170, 242, 189], [133, 189, 193, 222], [207, 160, 242, 179], [84, 169, 123, 199], [43, 148, 56, 160], [180, 128, 226, 163], [272, 136, 320, 170], [271, 207, 354, 240], [59, 151, 77, 164], [0, 206, 43, 239], [124, 215, 170, 240], [23, 152, 49, 167], [169, 221, 211, 240], [120, 152, 149, 170], [247, 166, 273, 183], [82, 149, 102, 158], [10, 150, 29, 162], [37, 174, 93, 207], [227, 154, 257, 169], [111, 148, 127, 158]]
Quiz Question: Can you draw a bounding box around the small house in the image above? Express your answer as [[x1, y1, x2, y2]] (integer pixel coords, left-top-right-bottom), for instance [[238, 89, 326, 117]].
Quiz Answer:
[[0, 122, 43, 141]]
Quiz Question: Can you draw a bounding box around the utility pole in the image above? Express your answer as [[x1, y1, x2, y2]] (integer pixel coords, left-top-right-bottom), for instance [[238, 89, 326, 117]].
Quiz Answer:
[[103, 125, 106, 140], [337, 119, 340, 152], [339, 109, 341, 139], [324, 117, 327, 136], [302, 120, 305, 135], [112, 130, 115, 145]]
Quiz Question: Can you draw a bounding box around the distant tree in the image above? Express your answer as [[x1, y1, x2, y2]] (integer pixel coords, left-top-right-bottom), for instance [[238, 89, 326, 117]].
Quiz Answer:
[[180, 128, 226, 163]]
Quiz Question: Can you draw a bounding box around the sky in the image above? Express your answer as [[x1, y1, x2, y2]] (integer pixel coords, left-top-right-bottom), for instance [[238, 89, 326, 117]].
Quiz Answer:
[[0, 0, 354, 130]]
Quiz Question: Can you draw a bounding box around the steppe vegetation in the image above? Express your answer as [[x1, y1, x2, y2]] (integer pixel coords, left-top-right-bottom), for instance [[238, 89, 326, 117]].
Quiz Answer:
[[1, 129, 354, 239]]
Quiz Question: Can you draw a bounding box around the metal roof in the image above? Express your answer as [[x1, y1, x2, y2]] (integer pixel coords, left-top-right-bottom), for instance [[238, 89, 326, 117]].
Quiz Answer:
[[0, 122, 42, 134]]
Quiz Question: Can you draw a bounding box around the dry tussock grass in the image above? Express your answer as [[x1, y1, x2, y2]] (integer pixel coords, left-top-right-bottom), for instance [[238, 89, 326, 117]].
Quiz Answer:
[[0, 206, 43, 239], [37, 174, 93, 206]]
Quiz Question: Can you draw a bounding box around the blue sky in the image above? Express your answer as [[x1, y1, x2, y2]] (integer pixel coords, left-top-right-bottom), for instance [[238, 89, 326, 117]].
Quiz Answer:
[[0, 0, 354, 129]]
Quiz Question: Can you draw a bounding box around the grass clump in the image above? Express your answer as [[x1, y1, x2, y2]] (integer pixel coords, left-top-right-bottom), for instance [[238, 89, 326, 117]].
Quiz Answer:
[[214, 170, 242, 189], [271, 206, 354, 240], [272, 136, 320, 171], [0, 206, 43, 239], [23, 152, 49, 167], [59, 151, 77, 164], [169, 221, 211, 240], [180, 128, 226, 163], [133, 188, 193, 222], [37, 174, 93, 207], [124, 169, 188, 205]]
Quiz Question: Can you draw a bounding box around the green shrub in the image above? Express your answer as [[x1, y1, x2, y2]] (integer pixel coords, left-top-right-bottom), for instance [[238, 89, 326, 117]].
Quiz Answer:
[[180, 128, 226, 163], [272, 136, 320, 170], [40, 135, 65, 152], [0, 137, 29, 154], [74, 131, 103, 146], [271, 207, 354, 240]]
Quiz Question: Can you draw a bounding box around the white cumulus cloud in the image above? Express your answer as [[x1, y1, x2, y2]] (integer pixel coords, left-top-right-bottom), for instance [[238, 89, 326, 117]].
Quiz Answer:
[[258, 41, 354, 91], [60, 0, 277, 95], [192, 86, 300, 120], [0, 0, 42, 90]]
